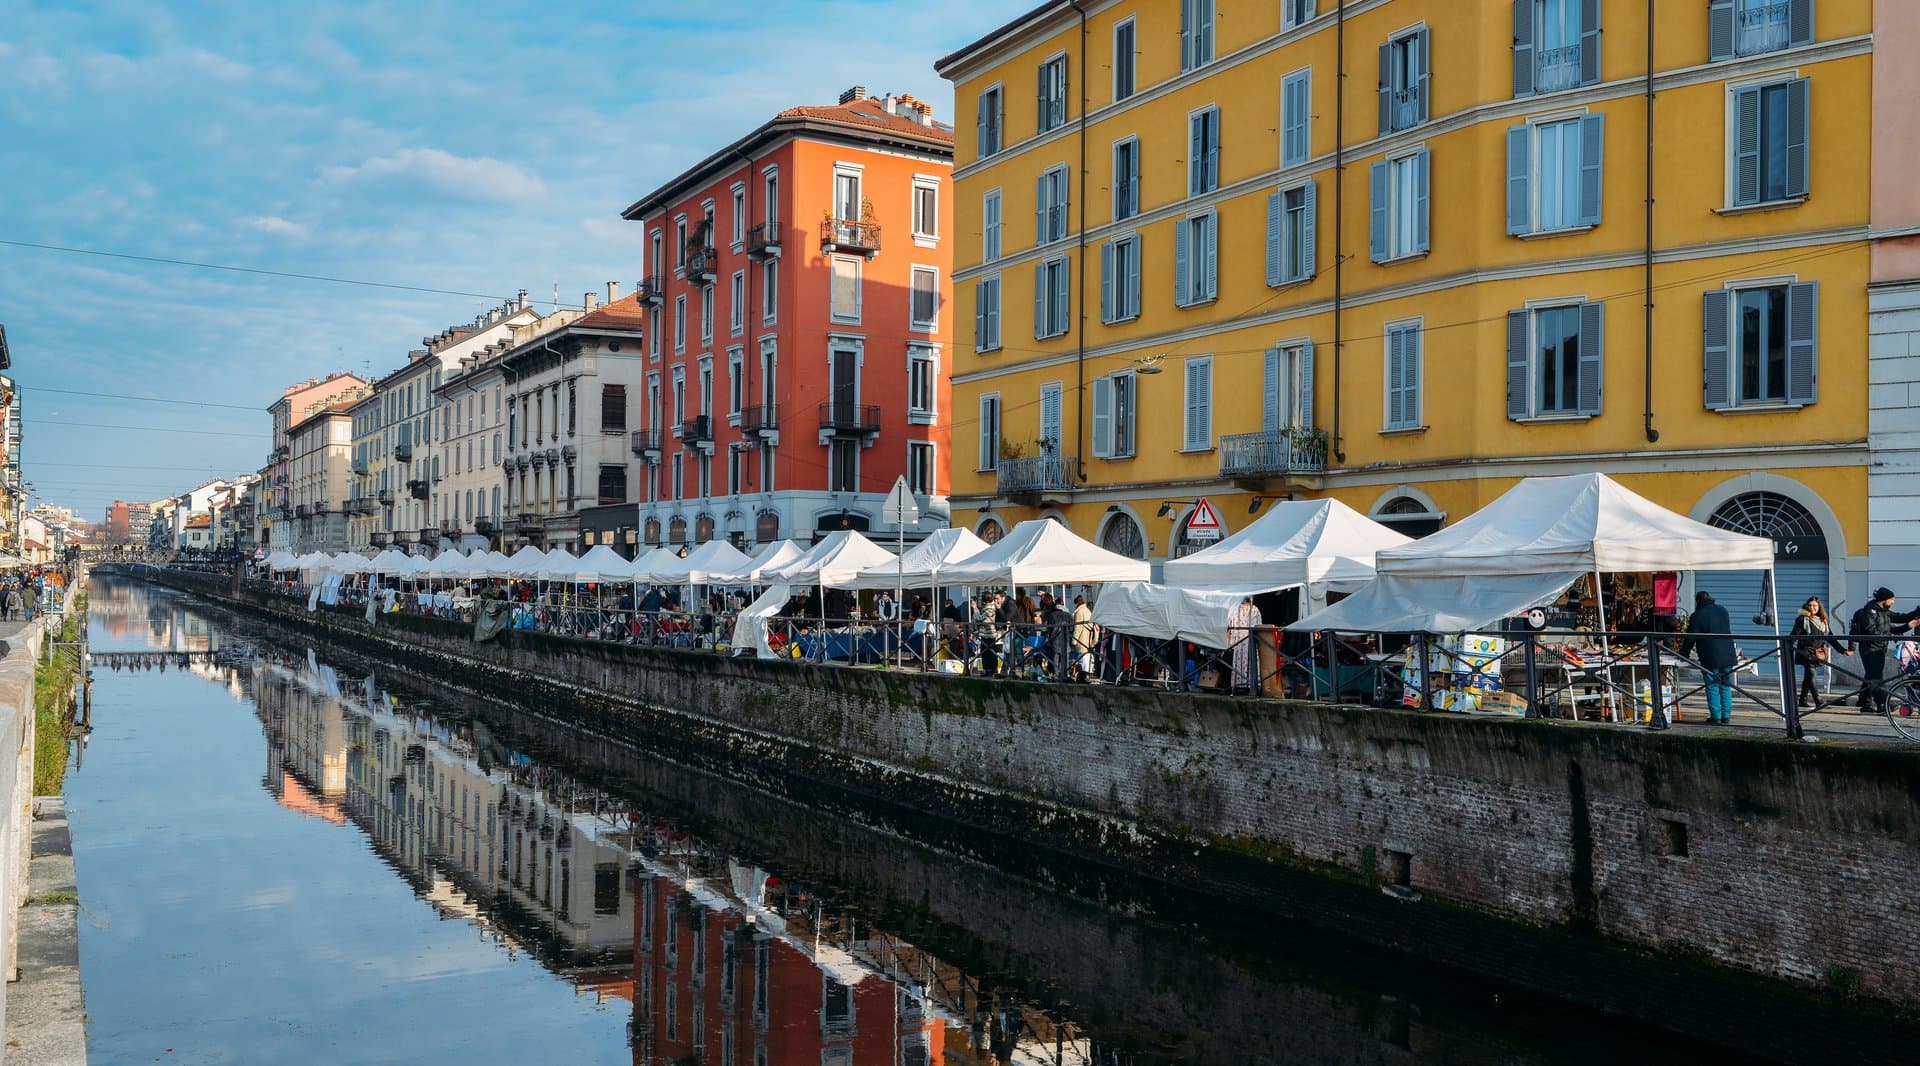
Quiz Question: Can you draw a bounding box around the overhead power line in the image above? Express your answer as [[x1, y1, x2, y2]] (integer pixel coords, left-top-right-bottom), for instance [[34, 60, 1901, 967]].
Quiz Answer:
[[25, 419, 265, 438], [26, 386, 261, 412]]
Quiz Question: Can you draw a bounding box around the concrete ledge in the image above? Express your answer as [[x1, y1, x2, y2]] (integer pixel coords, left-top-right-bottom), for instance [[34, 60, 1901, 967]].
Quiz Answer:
[[6, 797, 85, 1065]]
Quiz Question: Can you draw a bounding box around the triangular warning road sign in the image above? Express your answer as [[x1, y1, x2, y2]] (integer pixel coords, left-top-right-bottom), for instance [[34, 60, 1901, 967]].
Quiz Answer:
[[1188, 497, 1222, 531]]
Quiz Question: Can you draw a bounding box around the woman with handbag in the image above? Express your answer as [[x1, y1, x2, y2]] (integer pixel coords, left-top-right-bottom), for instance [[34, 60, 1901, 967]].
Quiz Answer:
[[1790, 596, 1848, 708]]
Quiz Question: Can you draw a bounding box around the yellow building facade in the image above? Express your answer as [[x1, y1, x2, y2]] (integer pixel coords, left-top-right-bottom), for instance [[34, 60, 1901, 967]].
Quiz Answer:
[[940, 0, 1875, 614]]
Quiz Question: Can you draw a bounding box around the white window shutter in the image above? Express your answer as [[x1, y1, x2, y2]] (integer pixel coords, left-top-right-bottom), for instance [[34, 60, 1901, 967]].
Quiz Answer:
[[1092, 377, 1114, 458]]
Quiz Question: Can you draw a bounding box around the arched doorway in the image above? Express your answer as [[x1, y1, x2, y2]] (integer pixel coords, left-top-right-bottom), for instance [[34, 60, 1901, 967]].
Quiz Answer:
[[1099, 512, 1146, 559], [976, 517, 1005, 544], [755, 510, 780, 543], [1697, 492, 1829, 639]]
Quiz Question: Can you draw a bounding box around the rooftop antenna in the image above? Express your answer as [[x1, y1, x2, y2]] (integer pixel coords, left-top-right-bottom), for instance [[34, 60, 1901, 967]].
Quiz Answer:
[[553, 283, 559, 312]]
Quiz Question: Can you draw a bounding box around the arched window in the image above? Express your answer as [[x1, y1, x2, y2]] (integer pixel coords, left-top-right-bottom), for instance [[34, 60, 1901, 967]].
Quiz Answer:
[[1373, 494, 1444, 537], [755, 510, 780, 543], [976, 517, 1005, 544], [1099, 513, 1147, 559], [668, 516, 687, 544], [694, 515, 716, 543]]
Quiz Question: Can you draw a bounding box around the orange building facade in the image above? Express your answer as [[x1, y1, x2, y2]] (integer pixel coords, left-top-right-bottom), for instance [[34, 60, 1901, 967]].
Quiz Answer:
[[622, 89, 954, 548]]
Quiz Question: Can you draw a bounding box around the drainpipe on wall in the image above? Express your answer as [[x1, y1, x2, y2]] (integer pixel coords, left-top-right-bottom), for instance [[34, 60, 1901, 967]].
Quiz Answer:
[[1333, 0, 1348, 463], [1643, 0, 1661, 443], [1072, 0, 1091, 485]]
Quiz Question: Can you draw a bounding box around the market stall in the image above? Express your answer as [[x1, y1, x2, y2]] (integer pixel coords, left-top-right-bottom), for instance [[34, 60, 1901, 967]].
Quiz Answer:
[[1161, 498, 1410, 611]]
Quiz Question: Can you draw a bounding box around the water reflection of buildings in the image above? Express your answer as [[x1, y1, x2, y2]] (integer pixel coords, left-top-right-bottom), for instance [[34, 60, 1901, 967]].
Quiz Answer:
[[88, 578, 223, 653]]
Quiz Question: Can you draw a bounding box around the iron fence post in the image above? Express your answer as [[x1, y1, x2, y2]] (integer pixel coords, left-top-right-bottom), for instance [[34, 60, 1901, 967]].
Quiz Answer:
[[1417, 635, 1433, 711], [1647, 634, 1668, 730], [1522, 637, 1540, 719], [1782, 632, 1803, 739]]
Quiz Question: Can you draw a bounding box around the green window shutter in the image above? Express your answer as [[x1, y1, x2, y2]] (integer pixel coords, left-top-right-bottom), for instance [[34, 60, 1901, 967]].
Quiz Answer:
[[1787, 281, 1819, 405], [1702, 290, 1733, 410]]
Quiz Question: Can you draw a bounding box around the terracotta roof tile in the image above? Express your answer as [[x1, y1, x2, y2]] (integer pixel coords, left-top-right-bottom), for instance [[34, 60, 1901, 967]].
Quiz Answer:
[[773, 99, 954, 145], [571, 292, 648, 332]]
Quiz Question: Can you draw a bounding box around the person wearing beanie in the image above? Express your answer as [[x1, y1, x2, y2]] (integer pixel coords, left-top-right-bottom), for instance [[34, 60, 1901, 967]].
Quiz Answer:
[[1847, 587, 1920, 715], [1680, 589, 1737, 722]]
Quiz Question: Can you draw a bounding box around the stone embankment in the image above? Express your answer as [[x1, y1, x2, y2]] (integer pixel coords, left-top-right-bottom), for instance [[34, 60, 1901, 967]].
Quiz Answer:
[[131, 567, 1920, 1028]]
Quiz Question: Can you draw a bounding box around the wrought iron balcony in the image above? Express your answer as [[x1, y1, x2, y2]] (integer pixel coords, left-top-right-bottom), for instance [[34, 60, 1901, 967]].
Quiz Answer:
[[685, 246, 719, 282], [369, 532, 389, 547], [996, 453, 1076, 497], [394, 441, 413, 463], [407, 479, 429, 501], [294, 503, 311, 518], [1218, 428, 1329, 481], [746, 221, 781, 259], [638, 274, 667, 305], [392, 528, 416, 543], [631, 428, 662, 458], [740, 404, 779, 441], [377, 488, 394, 506], [419, 526, 438, 541], [680, 414, 713, 445], [350, 458, 368, 476], [514, 512, 542, 532], [817, 402, 880, 436], [820, 218, 881, 257], [313, 500, 331, 514], [474, 515, 496, 535]]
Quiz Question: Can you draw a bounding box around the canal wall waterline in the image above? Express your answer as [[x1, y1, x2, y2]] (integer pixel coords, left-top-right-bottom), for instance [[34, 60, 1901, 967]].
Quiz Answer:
[[142, 569, 1920, 1013]]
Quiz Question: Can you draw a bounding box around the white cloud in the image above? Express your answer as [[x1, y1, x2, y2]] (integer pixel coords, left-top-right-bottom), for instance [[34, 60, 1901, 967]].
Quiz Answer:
[[248, 215, 308, 240], [320, 147, 545, 202]]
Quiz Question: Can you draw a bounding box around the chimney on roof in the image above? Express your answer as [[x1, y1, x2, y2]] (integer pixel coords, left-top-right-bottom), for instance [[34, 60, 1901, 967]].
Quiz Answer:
[[839, 85, 865, 104], [584, 291, 598, 312], [913, 100, 934, 123], [606, 281, 620, 304], [517, 289, 529, 310]]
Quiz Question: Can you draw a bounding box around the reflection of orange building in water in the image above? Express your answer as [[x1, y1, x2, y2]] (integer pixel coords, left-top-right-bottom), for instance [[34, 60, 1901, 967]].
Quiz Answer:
[[632, 860, 942, 1066]]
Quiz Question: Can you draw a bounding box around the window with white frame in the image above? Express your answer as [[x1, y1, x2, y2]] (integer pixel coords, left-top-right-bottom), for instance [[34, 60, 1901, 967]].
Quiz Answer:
[[912, 178, 939, 242], [1034, 256, 1071, 339], [729, 270, 745, 334], [1091, 370, 1136, 458], [648, 307, 660, 358], [833, 168, 861, 223], [1711, 0, 1811, 61], [1038, 56, 1068, 133], [761, 258, 777, 323], [731, 184, 746, 245], [983, 189, 1002, 260], [1267, 181, 1317, 286], [1384, 322, 1423, 430], [1188, 106, 1220, 195], [650, 228, 665, 280], [975, 276, 1002, 352], [908, 346, 936, 423], [910, 267, 939, 331], [1037, 165, 1069, 244], [1507, 114, 1604, 235], [830, 255, 861, 324], [1703, 281, 1818, 409], [673, 295, 687, 352], [700, 285, 714, 343], [1380, 27, 1431, 134], [907, 441, 936, 495], [674, 217, 688, 270], [1728, 77, 1810, 208], [1181, 0, 1215, 71], [1263, 342, 1315, 431], [1182, 357, 1213, 450], [1175, 210, 1218, 307], [1284, 0, 1315, 29], [1101, 234, 1141, 323], [978, 393, 1001, 471], [1114, 18, 1137, 101], [728, 349, 745, 416], [1507, 303, 1603, 418], [976, 84, 1004, 157], [1112, 138, 1139, 221], [1282, 69, 1312, 167], [1516, 0, 1597, 96], [1369, 148, 1430, 262], [763, 168, 779, 227]]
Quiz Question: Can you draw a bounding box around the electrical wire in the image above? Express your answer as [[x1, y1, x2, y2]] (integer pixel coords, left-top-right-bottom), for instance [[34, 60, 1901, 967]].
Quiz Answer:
[[24, 386, 261, 412], [24, 419, 266, 438]]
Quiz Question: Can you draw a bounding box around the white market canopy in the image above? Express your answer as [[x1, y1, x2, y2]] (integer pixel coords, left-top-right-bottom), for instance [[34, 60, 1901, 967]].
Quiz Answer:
[[1162, 498, 1411, 594], [263, 551, 297, 570], [423, 550, 473, 580], [939, 519, 1152, 588], [649, 540, 754, 586], [1291, 473, 1776, 633], [717, 539, 806, 584], [502, 545, 549, 579], [1092, 582, 1249, 649], [367, 548, 415, 575], [326, 552, 373, 576], [631, 546, 683, 584], [533, 548, 584, 581], [571, 544, 637, 583], [845, 527, 990, 591], [761, 530, 898, 589]]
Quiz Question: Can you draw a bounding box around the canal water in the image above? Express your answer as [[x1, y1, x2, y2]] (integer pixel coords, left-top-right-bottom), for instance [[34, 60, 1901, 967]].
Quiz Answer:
[[65, 575, 1747, 1064]]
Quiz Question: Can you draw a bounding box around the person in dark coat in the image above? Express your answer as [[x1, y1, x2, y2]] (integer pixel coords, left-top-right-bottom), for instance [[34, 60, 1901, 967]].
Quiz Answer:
[[1847, 587, 1920, 715], [1679, 590, 1737, 723], [1788, 595, 1848, 709]]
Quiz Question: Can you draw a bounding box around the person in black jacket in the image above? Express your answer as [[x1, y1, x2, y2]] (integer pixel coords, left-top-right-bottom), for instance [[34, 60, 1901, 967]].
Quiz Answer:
[[1848, 587, 1920, 715], [1680, 590, 1737, 723], [1788, 596, 1848, 708]]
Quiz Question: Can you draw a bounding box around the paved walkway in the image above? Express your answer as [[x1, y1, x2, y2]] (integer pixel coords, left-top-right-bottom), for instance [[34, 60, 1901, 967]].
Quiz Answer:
[[6, 798, 87, 1065]]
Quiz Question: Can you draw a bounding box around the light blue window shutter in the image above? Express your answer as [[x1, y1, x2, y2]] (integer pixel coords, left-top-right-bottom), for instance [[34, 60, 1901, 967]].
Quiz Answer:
[[1579, 0, 1602, 84], [1205, 109, 1221, 191], [1037, 68, 1048, 130], [1300, 180, 1318, 279], [1577, 113, 1605, 226], [1100, 242, 1115, 323], [1387, 331, 1408, 427], [1265, 191, 1284, 286], [1377, 42, 1393, 134], [1787, 280, 1819, 405], [1052, 258, 1070, 334], [1198, 0, 1214, 65], [1092, 376, 1113, 458], [985, 191, 1001, 259], [1414, 28, 1432, 124], [1577, 300, 1604, 415], [986, 278, 1001, 347], [1785, 78, 1810, 199], [1180, 0, 1195, 71], [975, 284, 989, 349], [1126, 238, 1141, 316], [995, 92, 1005, 150], [1282, 74, 1306, 165], [1175, 219, 1192, 306], [1369, 161, 1389, 262], [976, 93, 990, 157], [1262, 347, 1281, 431], [1734, 87, 1762, 206], [1189, 114, 1204, 194], [1041, 383, 1063, 450], [1184, 362, 1202, 448], [1506, 124, 1532, 235], [1407, 329, 1422, 424], [1034, 262, 1048, 339], [1788, 0, 1814, 48], [1702, 290, 1733, 410], [1203, 213, 1219, 300], [1506, 310, 1531, 420], [1197, 362, 1213, 445], [1299, 342, 1316, 428], [1111, 143, 1126, 219], [1126, 150, 1140, 217], [1512, 0, 1534, 97], [1413, 149, 1432, 254], [1036, 173, 1050, 241], [1708, 0, 1735, 61]]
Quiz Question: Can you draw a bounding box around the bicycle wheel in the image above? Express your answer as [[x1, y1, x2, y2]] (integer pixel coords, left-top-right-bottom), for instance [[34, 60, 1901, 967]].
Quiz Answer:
[[1883, 676, 1920, 744]]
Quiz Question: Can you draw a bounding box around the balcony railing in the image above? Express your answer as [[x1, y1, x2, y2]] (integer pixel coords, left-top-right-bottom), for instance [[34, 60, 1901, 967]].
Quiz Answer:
[[294, 504, 311, 518], [996, 453, 1076, 497], [377, 488, 394, 506], [686, 246, 719, 282], [474, 515, 497, 535], [1534, 44, 1581, 93], [1736, 0, 1790, 55], [746, 221, 781, 258], [638, 274, 667, 305], [350, 458, 368, 476], [741, 404, 779, 439], [394, 442, 413, 463], [1218, 428, 1329, 480], [680, 415, 713, 444], [820, 218, 881, 257], [631, 429, 662, 456], [514, 512, 543, 532], [817, 402, 880, 436], [407, 479, 429, 501]]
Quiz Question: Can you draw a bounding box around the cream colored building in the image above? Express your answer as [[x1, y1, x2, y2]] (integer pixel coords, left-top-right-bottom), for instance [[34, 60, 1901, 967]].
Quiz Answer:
[[288, 402, 356, 552]]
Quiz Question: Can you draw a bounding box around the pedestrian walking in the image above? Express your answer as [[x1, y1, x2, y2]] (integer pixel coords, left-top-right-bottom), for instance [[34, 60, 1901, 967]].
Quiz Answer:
[[1847, 587, 1920, 715], [978, 591, 1005, 677], [1680, 590, 1737, 723], [1789, 595, 1848, 708], [1071, 594, 1096, 681], [0, 584, 14, 622]]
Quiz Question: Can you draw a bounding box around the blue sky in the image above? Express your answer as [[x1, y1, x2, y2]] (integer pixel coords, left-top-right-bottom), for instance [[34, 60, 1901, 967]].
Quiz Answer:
[[0, 0, 1031, 519]]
